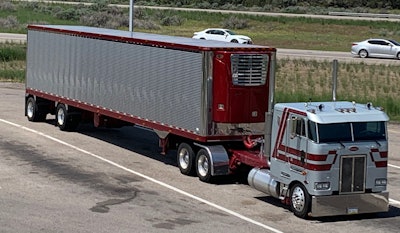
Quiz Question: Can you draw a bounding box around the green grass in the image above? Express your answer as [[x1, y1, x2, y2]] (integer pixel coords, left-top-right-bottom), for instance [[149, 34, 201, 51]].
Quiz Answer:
[[129, 9, 400, 51], [0, 3, 80, 34], [275, 59, 400, 122]]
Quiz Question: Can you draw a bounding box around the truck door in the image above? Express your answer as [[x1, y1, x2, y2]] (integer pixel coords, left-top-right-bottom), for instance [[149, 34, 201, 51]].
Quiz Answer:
[[286, 115, 308, 168]]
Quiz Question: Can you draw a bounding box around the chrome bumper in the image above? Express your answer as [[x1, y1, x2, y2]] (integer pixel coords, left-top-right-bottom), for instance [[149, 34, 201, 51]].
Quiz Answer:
[[310, 191, 389, 217]]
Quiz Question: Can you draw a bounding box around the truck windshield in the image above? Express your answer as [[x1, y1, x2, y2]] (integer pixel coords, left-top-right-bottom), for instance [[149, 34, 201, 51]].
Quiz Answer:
[[308, 121, 386, 143]]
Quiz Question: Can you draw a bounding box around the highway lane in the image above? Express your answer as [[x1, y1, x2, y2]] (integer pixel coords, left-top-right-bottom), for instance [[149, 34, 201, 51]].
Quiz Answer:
[[1, 32, 399, 65], [1, 83, 400, 233]]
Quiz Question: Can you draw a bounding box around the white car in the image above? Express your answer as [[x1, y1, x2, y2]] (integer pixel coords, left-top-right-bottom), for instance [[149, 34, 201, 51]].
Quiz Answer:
[[192, 28, 252, 44], [351, 38, 400, 59]]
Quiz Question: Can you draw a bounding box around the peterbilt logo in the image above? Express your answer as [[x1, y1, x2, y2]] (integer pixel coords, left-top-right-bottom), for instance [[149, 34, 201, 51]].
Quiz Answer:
[[349, 146, 359, 151]]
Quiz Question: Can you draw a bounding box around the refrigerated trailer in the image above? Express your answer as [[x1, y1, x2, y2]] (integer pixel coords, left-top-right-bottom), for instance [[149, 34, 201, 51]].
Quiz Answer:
[[25, 25, 390, 218]]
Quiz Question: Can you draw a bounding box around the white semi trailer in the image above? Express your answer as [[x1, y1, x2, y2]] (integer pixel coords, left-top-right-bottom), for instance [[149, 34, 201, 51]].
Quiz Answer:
[[25, 25, 389, 218]]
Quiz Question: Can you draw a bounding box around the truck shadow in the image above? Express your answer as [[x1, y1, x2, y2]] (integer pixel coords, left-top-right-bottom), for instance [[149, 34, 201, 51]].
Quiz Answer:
[[45, 120, 254, 186], [45, 120, 177, 165]]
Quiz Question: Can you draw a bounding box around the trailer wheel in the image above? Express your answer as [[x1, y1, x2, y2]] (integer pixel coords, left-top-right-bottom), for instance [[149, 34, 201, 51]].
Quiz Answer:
[[290, 183, 311, 219], [177, 143, 195, 176], [26, 97, 46, 122], [56, 104, 79, 131], [196, 149, 212, 182]]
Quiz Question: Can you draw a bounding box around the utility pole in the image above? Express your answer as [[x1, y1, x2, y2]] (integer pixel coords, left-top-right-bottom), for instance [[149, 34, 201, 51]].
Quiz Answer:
[[129, 0, 134, 32]]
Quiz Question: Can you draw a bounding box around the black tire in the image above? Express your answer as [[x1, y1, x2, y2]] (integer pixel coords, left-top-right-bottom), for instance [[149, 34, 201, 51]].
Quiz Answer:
[[196, 149, 212, 183], [26, 97, 46, 122], [56, 104, 80, 131], [290, 183, 311, 219], [177, 143, 196, 176], [231, 39, 239, 43], [396, 52, 400, 60], [359, 49, 368, 58]]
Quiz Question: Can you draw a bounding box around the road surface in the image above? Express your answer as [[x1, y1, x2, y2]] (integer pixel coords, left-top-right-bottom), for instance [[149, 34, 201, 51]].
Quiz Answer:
[[1, 83, 400, 233]]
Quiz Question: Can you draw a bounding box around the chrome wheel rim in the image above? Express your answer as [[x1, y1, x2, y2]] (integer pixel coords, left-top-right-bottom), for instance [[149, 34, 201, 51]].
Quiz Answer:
[[57, 108, 65, 126], [27, 101, 34, 118], [197, 154, 209, 177], [178, 148, 189, 170], [291, 186, 305, 212]]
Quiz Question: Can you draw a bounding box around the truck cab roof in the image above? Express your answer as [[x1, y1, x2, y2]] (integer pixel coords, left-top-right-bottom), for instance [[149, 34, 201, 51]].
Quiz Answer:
[[275, 101, 389, 123]]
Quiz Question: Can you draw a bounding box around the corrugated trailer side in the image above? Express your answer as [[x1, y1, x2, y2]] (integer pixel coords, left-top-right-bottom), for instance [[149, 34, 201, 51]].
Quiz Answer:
[[26, 26, 206, 137]]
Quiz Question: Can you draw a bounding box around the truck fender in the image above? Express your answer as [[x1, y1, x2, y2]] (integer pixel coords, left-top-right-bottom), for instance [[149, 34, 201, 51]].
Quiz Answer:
[[193, 143, 229, 176]]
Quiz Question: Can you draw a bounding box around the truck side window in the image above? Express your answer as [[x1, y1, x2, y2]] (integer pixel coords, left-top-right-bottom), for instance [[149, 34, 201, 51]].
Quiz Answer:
[[295, 118, 305, 136], [308, 121, 318, 142]]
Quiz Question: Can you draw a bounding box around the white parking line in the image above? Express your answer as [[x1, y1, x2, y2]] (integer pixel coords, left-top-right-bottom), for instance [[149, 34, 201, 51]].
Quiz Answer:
[[0, 119, 283, 233], [390, 199, 400, 206], [389, 164, 400, 169]]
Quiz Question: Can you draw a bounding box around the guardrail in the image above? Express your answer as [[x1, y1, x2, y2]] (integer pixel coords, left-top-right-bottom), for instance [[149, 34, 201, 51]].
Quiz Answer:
[[329, 11, 400, 19]]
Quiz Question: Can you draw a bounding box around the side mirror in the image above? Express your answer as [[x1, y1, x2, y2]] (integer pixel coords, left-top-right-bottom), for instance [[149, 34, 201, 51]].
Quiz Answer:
[[289, 117, 298, 139]]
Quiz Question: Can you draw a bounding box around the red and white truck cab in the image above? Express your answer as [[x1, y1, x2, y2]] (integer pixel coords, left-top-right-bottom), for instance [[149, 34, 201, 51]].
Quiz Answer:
[[247, 101, 389, 217]]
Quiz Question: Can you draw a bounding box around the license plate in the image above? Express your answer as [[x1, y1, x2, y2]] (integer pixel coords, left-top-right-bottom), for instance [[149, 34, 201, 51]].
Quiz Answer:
[[347, 207, 359, 215]]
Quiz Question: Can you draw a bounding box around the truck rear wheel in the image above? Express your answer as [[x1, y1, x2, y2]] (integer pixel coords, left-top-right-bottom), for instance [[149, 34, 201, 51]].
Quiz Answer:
[[26, 97, 46, 122], [196, 149, 212, 182], [56, 104, 80, 131], [177, 143, 195, 175], [290, 183, 311, 219]]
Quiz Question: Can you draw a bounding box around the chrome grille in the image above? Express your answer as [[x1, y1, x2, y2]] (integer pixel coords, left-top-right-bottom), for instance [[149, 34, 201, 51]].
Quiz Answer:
[[339, 155, 366, 193], [231, 54, 268, 86]]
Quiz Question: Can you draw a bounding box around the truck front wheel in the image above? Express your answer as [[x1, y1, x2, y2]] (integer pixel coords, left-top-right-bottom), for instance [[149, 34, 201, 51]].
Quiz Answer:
[[56, 104, 80, 131], [196, 149, 212, 183], [290, 183, 311, 219], [177, 143, 195, 176], [26, 97, 46, 122]]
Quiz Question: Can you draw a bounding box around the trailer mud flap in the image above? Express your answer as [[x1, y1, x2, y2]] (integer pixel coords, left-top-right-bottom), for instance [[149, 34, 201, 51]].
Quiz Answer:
[[193, 143, 229, 176]]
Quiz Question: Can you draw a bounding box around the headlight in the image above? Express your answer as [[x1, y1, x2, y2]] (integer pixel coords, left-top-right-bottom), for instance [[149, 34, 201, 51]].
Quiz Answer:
[[375, 178, 387, 186], [314, 182, 330, 190]]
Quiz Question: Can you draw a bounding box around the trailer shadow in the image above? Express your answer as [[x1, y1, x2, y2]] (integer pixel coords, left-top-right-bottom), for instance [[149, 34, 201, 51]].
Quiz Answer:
[[45, 120, 177, 165], [45, 120, 253, 186]]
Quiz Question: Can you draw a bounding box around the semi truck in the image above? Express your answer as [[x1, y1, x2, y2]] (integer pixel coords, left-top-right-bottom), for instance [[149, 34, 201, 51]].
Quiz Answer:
[[25, 25, 389, 218]]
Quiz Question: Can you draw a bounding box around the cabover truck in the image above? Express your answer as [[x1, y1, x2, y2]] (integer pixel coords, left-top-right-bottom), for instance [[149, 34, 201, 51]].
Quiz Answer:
[[25, 25, 389, 218]]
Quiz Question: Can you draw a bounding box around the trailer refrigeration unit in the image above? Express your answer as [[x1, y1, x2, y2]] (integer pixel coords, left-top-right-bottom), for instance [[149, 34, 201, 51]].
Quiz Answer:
[[25, 25, 390, 218]]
